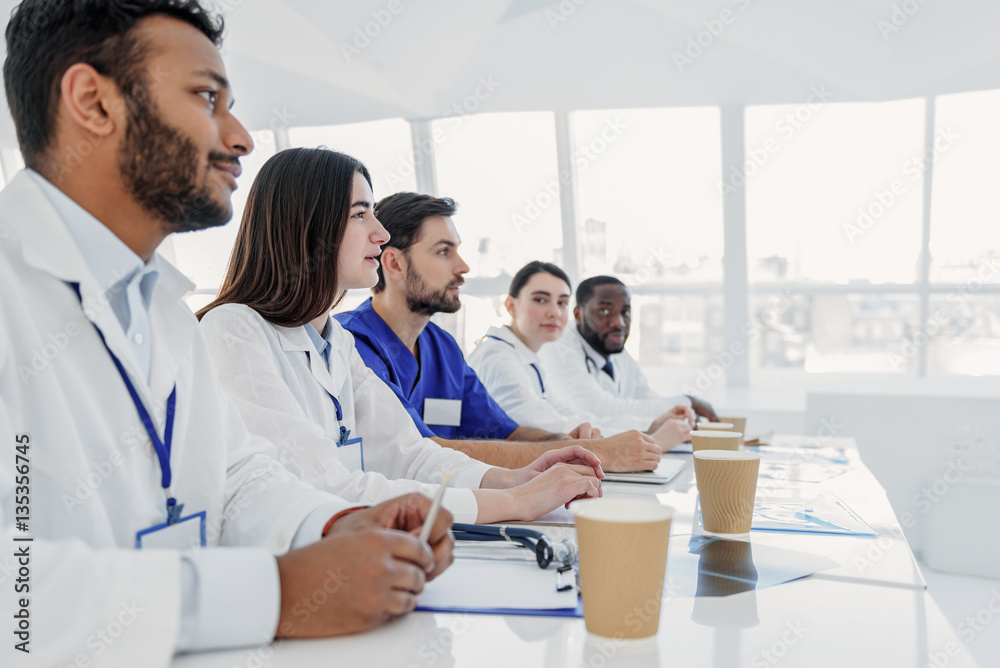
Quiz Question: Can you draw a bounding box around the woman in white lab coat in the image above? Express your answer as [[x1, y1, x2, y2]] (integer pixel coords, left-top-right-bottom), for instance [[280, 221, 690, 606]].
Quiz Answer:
[[197, 148, 601, 524], [467, 261, 693, 449]]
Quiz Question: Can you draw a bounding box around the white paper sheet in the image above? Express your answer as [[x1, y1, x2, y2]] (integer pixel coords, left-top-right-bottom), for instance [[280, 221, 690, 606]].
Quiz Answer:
[[417, 558, 578, 611], [603, 457, 687, 484]]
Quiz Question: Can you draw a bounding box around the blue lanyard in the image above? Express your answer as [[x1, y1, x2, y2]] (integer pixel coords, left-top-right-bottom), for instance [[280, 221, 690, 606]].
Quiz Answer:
[[485, 334, 546, 394], [305, 350, 352, 446], [68, 283, 182, 524]]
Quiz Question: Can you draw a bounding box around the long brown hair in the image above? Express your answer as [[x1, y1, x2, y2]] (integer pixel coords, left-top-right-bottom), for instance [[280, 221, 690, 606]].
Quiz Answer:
[[197, 147, 372, 326]]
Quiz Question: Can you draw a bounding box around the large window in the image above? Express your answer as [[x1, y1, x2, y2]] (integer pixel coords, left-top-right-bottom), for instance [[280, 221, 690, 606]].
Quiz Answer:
[[290, 118, 417, 199], [744, 98, 927, 374], [11, 88, 996, 383], [573, 107, 723, 284], [924, 89, 1000, 375], [746, 98, 925, 285], [432, 112, 564, 279], [930, 89, 1000, 284]]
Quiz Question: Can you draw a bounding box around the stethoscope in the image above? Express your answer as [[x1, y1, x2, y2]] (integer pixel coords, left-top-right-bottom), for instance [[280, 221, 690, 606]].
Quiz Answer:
[[452, 523, 578, 570]]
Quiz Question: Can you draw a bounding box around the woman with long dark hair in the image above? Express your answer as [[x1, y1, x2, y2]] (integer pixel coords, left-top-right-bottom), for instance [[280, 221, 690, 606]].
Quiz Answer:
[[198, 148, 602, 523]]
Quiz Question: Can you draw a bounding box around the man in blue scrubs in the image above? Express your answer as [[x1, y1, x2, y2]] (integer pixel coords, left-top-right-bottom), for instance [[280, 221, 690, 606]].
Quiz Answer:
[[336, 193, 661, 472]]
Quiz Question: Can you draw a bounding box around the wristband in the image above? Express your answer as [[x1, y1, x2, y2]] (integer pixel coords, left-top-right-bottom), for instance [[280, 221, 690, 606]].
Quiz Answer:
[[321, 506, 368, 537]]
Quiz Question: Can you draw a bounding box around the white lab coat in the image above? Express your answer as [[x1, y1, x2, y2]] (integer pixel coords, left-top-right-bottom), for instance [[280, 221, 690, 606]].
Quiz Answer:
[[0, 172, 344, 667], [538, 326, 691, 423], [200, 304, 488, 523], [467, 326, 644, 435]]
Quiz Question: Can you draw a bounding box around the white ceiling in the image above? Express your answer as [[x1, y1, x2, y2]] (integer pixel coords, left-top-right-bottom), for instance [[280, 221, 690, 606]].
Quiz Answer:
[[2, 0, 999, 147]]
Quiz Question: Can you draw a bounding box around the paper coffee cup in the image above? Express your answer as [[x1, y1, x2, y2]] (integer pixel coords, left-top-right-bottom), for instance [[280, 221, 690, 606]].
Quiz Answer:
[[693, 450, 761, 534], [691, 430, 742, 452], [699, 422, 734, 431], [572, 498, 674, 639], [719, 416, 748, 445]]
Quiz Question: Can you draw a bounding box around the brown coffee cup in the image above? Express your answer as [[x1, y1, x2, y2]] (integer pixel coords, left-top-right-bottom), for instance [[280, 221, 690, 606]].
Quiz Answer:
[[693, 450, 761, 535], [691, 430, 742, 452], [719, 416, 748, 445], [572, 498, 674, 639], [699, 422, 734, 431]]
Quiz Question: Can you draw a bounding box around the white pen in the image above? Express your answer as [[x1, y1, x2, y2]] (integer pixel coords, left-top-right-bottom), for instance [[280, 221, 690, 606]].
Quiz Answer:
[[418, 471, 452, 544]]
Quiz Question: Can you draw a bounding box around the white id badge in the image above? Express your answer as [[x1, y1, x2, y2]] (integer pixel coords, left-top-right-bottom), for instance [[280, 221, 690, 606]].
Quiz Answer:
[[338, 436, 365, 472], [423, 398, 462, 427], [136, 511, 207, 549]]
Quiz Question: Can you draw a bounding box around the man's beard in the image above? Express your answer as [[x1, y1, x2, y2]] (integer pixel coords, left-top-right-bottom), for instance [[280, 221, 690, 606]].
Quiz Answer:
[[117, 99, 234, 233], [403, 269, 462, 316], [579, 318, 625, 357]]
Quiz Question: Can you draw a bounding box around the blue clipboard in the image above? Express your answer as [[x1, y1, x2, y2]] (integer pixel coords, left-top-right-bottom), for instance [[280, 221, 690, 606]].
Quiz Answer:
[[416, 599, 583, 618]]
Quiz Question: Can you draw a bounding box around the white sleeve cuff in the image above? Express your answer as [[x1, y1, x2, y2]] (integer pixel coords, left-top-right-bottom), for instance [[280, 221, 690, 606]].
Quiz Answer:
[[176, 547, 280, 653], [452, 460, 492, 490], [290, 502, 357, 550], [442, 487, 479, 524]]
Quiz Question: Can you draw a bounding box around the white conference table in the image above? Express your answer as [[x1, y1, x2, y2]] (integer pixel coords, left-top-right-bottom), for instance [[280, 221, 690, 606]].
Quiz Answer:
[[174, 435, 978, 668]]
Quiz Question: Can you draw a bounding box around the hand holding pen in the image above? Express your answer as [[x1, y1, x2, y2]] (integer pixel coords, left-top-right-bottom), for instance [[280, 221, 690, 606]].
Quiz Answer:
[[331, 487, 455, 582]]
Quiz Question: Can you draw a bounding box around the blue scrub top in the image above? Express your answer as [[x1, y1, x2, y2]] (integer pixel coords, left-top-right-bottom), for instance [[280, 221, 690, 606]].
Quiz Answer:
[[336, 299, 519, 440]]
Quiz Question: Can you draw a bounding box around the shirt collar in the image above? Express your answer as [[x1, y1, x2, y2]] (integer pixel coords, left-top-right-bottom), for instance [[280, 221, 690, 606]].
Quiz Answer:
[[27, 169, 160, 307], [304, 318, 333, 361], [484, 325, 541, 366]]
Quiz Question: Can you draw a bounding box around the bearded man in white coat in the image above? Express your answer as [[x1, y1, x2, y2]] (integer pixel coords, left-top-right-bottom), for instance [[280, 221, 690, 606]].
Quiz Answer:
[[0, 2, 453, 666], [540, 276, 719, 426]]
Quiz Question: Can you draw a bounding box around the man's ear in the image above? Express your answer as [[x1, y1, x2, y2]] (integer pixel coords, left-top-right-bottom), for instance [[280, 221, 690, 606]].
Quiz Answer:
[[380, 247, 407, 285], [58, 63, 123, 145], [573, 305, 582, 325]]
